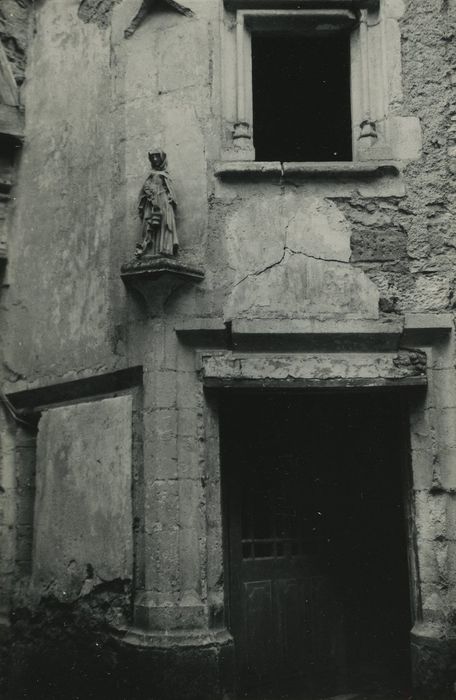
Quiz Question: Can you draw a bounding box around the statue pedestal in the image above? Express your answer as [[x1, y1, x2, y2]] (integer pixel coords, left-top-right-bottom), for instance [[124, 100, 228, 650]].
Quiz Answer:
[[121, 254, 204, 315]]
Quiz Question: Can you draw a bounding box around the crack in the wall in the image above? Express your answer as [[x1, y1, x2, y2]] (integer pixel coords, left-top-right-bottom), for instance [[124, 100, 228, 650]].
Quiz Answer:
[[232, 246, 349, 290], [231, 248, 288, 289], [286, 247, 350, 265]]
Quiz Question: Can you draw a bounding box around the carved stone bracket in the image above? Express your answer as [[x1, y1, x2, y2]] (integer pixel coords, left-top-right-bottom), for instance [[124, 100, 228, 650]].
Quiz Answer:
[[124, 0, 194, 39], [121, 254, 204, 314]]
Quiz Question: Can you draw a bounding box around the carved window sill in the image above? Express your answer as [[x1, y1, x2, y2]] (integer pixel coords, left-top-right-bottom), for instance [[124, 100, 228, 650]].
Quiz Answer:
[[224, 0, 378, 8], [214, 161, 401, 179]]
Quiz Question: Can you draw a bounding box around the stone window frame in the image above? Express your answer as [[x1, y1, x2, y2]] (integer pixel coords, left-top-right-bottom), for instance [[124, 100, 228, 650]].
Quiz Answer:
[[220, 0, 396, 167]]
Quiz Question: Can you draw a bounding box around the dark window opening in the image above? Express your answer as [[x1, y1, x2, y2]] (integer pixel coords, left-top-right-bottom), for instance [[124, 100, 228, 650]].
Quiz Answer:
[[252, 33, 353, 162]]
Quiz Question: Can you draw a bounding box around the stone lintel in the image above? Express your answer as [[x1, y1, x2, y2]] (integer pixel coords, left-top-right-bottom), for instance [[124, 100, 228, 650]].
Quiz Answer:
[[202, 376, 426, 389], [198, 351, 427, 388]]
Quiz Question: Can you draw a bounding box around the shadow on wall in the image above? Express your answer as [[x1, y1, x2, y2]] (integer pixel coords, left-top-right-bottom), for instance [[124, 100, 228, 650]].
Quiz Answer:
[[4, 582, 229, 700], [7, 583, 135, 700]]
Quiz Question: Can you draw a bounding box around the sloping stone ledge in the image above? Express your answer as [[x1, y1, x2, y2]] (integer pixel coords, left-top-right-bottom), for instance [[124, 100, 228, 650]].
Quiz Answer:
[[176, 315, 454, 352], [197, 350, 428, 389]]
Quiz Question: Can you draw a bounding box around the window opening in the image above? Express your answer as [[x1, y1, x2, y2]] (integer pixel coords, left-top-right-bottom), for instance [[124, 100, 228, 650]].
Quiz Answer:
[[251, 32, 352, 162]]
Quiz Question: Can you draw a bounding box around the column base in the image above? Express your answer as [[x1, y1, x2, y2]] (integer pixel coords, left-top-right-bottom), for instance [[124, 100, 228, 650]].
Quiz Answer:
[[0, 616, 11, 699], [134, 595, 208, 630], [115, 626, 235, 700], [411, 624, 456, 700]]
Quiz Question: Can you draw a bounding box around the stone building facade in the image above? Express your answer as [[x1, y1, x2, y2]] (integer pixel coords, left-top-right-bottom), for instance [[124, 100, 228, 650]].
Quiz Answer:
[[0, 0, 456, 698]]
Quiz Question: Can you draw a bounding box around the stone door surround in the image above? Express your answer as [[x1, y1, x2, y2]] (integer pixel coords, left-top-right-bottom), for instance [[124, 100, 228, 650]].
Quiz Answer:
[[171, 313, 456, 698]]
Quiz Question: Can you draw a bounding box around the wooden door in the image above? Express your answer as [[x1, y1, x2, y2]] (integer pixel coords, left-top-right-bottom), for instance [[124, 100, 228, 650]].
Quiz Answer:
[[221, 392, 411, 699], [223, 396, 341, 698]]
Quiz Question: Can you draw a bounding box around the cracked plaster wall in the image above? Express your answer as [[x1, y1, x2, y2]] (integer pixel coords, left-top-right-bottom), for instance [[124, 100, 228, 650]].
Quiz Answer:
[[222, 193, 379, 321], [78, 0, 123, 29], [32, 396, 133, 600]]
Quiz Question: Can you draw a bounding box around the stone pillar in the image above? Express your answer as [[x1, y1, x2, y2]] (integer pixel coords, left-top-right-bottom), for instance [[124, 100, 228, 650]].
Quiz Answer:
[[0, 407, 16, 683], [133, 324, 220, 632], [128, 323, 234, 700], [408, 325, 456, 699]]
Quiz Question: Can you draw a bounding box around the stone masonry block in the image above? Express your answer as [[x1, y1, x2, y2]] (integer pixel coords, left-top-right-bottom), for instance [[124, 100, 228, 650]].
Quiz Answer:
[[414, 491, 447, 542], [178, 436, 203, 479], [411, 449, 435, 490], [437, 448, 456, 491]]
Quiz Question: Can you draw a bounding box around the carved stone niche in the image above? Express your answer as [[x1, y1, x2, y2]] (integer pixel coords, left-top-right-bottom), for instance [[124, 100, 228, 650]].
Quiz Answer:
[[120, 254, 205, 314], [121, 148, 204, 314]]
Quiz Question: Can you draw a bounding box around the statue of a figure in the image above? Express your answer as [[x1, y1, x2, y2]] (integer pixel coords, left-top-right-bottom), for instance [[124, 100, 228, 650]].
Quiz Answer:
[[136, 149, 178, 258]]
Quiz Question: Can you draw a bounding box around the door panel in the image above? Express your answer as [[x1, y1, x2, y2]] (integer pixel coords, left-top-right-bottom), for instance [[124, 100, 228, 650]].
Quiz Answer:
[[243, 580, 275, 680]]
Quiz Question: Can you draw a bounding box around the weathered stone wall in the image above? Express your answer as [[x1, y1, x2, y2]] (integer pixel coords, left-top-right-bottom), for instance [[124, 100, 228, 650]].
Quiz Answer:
[[0, 0, 30, 86], [1, 0, 456, 698], [342, 0, 456, 315], [0, 1, 30, 694]]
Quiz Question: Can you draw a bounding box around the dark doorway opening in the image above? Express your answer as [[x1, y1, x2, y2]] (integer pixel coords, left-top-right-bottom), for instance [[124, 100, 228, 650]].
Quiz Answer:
[[251, 33, 353, 163], [221, 391, 412, 699]]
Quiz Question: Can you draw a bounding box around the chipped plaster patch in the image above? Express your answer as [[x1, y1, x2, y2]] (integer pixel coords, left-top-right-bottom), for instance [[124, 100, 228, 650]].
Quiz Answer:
[[78, 0, 123, 29]]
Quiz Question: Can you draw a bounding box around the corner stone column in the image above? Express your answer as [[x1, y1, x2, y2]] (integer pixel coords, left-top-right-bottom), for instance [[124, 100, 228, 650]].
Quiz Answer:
[[126, 323, 234, 700], [408, 325, 456, 700]]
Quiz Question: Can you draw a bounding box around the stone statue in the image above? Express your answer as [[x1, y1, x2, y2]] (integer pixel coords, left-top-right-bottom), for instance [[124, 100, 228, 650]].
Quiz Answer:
[[136, 149, 178, 258]]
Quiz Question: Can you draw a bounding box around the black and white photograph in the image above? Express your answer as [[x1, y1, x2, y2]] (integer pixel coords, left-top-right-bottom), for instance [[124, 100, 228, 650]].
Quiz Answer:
[[0, 0, 454, 698]]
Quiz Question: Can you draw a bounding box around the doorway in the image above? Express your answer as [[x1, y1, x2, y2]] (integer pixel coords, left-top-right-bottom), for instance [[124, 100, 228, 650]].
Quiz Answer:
[[220, 391, 412, 699]]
